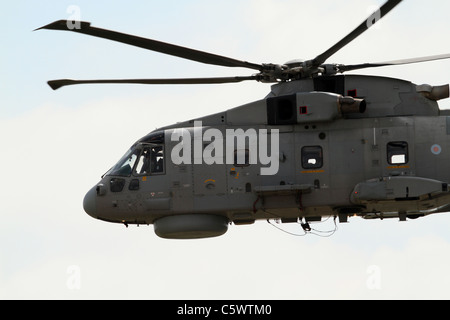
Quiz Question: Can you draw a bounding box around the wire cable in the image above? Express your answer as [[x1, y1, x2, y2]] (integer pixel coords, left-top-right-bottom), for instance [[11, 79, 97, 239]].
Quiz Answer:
[[265, 210, 339, 238]]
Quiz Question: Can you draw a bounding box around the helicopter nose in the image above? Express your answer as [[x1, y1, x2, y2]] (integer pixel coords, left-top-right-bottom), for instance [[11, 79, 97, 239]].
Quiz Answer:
[[83, 186, 97, 218]]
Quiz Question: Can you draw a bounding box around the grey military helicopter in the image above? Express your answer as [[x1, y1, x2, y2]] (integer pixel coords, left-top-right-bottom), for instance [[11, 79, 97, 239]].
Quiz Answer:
[[40, 0, 450, 239]]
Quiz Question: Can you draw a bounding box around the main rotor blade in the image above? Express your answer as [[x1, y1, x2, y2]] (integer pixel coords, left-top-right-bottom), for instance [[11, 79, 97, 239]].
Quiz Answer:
[[47, 76, 260, 90], [312, 0, 402, 66], [339, 53, 450, 72], [37, 20, 264, 71]]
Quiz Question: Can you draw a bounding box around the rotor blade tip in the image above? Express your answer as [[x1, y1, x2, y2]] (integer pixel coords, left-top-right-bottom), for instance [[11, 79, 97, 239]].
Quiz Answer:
[[47, 80, 68, 91], [36, 20, 91, 31]]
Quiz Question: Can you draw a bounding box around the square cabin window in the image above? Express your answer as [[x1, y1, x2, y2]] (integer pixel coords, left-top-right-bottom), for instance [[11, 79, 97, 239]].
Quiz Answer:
[[387, 141, 408, 165], [302, 146, 323, 169]]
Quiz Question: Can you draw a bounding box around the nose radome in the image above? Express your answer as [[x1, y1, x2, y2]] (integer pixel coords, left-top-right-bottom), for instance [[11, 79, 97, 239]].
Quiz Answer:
[[83, 186, 97, 218]]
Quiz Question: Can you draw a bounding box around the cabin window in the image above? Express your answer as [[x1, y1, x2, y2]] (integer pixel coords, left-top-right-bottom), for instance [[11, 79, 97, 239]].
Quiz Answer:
[[302, 146, 323, 169], [387, 141, 408, 165]]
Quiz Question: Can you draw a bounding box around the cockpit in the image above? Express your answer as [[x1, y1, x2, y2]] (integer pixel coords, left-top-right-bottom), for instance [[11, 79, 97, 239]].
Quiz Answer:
[[104, 131, 165, 177]]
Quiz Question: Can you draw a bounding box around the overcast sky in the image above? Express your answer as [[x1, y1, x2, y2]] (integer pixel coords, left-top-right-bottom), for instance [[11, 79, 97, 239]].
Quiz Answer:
[[1, 0, 450, 300]]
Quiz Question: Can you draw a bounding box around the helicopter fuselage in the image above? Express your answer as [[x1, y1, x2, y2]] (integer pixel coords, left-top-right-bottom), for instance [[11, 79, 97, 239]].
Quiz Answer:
[[83, 74, 450, 238]]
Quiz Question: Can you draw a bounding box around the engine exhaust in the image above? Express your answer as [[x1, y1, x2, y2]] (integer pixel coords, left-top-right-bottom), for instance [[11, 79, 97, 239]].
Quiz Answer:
[[417, 84, 450, 101], [339, 96, 367, 114]]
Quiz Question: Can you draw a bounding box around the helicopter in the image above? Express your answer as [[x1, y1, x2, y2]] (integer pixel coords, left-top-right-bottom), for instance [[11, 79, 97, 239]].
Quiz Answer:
[[39, 0, 450, 239]]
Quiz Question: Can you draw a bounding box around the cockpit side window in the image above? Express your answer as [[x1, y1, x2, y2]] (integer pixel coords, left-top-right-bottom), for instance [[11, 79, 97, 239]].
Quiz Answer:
[[135, 145, 165, 176], [150, 146, 164, 173]]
